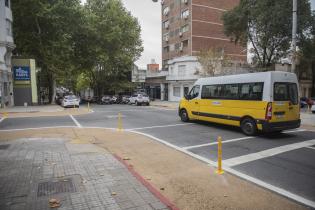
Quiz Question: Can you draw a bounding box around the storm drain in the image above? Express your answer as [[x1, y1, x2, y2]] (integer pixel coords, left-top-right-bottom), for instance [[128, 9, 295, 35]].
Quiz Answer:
[[0, 144, 10, 150], [37, 178, 76, 197]]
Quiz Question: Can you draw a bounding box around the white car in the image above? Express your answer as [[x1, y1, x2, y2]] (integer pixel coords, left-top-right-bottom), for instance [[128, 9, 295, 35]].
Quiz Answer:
[[129, 94, 150, 106], [312, 104, 315, 114], [62, 95, 80, 108]]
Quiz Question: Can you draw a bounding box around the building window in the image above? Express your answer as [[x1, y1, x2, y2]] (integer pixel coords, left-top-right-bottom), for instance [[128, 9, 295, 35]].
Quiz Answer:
[[181, 24, 189, 33], [178, 65, 186, 77], [175, 43, 181, 50], [173, 87, 180, 97], [163, 46, 169, 53], [5, 0, 10, 7], [181, 10, 189, 19], [163, 33, 169, 42], [6, 19, 12, 36], [163, 20, 170, 29], [182, 40, 188, 47], [163, 7, 170, 16]]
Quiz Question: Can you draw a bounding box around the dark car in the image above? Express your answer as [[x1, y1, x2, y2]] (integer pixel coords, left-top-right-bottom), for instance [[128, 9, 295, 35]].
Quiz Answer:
[[101, 95, 112, 104]]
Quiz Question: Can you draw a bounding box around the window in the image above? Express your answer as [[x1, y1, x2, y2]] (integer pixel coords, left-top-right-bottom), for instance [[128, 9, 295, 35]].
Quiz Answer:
[[239, 83, 264, 100], [163, 33, 169, 41], [173, 87, 181, 97], [6, 19, 12, 36], [178, 65, 186, 77], [201, 85, 224, 99], [181, 24, 189, 33], [224, 84, 239, 99], [163, 7, 170, 16], [188, 85, 200, 99], [181, 10, 189, 19], [274, 83, 298, 105], [5, 0, 10, 7], [175, 43, 181, 50], [169, 44, 175, 51], [163, 20, 169, 29], [163, 46, 169, 53], [182, 40, 188, 47]]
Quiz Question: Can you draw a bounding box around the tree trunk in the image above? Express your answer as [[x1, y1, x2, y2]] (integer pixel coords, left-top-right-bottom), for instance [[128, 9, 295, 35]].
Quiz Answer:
[[51, 78, 56, 104]]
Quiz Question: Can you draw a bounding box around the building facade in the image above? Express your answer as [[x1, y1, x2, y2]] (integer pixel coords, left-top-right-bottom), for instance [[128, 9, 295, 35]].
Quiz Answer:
[[161, 0, 246, 70], [0, 0, 15, 108]]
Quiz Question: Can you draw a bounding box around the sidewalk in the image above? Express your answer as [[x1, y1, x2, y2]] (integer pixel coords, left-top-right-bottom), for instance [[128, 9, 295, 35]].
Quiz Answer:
[[150, 101, 178, 109], [0, 105, 91, 118], [0, 136, 169, 210]]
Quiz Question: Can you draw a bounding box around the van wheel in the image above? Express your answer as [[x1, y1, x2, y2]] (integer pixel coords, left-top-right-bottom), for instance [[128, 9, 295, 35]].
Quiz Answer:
[[180, 109, 189, 122], [241, 118, 257, 136]]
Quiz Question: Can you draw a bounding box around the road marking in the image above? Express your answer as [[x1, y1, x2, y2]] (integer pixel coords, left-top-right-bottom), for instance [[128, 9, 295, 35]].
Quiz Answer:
[[129, 130, 315, 209], [306, 146, 315, 150], [127, 123, 193, 131], [183, 136, 254, 150], [0, 117, 5, 124], [282, 128, 306, 133], [224, 139, 315, 167], [69, 115, 82, 128], [0, 126, 77, 132]]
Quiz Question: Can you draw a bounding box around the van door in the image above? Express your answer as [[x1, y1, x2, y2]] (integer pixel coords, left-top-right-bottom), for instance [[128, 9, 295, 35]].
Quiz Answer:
[[273, 82, 299, 122], [186, 85, 200, 120]]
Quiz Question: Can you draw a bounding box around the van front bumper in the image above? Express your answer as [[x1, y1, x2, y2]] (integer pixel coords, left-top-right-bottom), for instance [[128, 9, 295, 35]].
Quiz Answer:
[[261, 119, 301, 132]]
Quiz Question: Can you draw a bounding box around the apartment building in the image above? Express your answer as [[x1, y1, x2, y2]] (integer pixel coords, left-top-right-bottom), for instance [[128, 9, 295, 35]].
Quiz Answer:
[[159, 0, 247, 101], [161, 0, 246, 69], [0, 0, 15, 107]]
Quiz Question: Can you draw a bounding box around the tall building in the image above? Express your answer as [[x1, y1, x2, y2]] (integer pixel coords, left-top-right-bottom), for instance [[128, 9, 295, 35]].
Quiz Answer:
[[161, 0, 246, 69], [0, 0, 15, 107]]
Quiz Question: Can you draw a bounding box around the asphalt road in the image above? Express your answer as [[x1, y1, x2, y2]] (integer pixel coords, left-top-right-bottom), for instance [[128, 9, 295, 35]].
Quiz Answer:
[[0, 104, 315, 208]]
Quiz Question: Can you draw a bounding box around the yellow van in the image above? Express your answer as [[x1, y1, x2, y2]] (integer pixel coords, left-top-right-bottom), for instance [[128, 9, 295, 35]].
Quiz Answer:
[[179, 71, 300, 135]]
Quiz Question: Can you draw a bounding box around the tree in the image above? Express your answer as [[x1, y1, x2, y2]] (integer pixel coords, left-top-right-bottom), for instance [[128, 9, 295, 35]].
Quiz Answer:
[[197, 48, 230, 77], [222, 0, 313, 68], [12, 0, 84, 102]]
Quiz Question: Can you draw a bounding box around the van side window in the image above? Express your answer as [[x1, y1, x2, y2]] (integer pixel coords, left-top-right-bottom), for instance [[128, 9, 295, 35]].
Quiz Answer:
[[224, 84, 239, 99], [189, 85, 200, 99], [239, 83, 263, 100], [201, 85, 224, 99]]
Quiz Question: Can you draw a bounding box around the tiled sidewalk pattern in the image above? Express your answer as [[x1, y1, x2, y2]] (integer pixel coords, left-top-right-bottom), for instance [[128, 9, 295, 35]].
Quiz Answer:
[[0, 138, 168, 210]]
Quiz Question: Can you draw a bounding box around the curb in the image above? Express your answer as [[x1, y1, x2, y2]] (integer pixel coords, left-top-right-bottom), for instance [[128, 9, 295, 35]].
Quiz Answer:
[[113, 154, 180, 210]]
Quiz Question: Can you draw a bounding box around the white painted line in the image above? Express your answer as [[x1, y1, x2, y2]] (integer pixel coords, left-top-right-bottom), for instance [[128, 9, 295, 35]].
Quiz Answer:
[[224, 139, 315, 167], [306, 146, 315, 150], [183, 136, 254, 150], [283, 129, 306, 133], [69, 115, 82, 128], [129, 130, 315, 209], [0, 126, 77, 132], [0, 117, 5, 124], [127, 123, 193, 131]]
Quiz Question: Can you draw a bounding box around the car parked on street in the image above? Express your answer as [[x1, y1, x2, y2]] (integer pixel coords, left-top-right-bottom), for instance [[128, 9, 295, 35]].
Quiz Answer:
[[62, 95, 80, 108], [129, 94, 150, 106], [101, 95, 112, 104], [312, 104, 315, 113]]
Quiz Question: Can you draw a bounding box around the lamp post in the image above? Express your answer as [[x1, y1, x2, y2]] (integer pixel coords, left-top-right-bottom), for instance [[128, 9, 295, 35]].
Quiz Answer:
[[291, 0, 297, 73]]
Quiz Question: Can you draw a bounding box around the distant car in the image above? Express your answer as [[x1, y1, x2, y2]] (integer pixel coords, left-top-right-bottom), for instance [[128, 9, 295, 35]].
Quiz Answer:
[[121, 95, 130, 104], [110, 95, 118, 104], [129, 94, 150, 106], [62, 95, 80, 108], [101, 95, 112, 104]]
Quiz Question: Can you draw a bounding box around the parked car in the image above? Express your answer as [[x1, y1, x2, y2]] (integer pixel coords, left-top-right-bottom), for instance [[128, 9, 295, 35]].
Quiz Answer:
[[312, 104, 315, 113], [101, 95, 112, 104], [129, 94, 150, 106], [121, 95, 130, 104], [62, 95, 80, 108], [110, 95, 118, 104]]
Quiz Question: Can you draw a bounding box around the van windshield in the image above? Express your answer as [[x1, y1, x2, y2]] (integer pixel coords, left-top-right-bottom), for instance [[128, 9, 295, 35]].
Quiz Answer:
[[274, 83, 298, 105]]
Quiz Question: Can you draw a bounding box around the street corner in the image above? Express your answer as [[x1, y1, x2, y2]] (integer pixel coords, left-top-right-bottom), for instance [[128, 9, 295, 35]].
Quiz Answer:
[[0, 135, 172, 210]]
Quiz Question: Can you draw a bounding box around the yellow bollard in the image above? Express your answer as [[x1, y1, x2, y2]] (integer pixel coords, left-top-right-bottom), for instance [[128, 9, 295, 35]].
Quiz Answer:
[[117, 112, 123, 131], [3, 112, 8, 119], [215, 136, 224, 174]]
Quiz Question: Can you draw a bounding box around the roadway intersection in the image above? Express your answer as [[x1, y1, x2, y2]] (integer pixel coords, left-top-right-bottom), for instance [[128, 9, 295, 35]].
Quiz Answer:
[[0, 104, 315, 208]]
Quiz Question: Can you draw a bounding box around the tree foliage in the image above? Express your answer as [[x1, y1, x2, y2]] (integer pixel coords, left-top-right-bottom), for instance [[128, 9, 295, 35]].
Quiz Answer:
[[197, 48, 230, 77], [11, 0, 143, 101], [222, 0, 313, 68]]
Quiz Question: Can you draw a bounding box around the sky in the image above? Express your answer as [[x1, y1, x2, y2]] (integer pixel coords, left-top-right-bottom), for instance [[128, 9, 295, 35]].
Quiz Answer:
[[81, 0, 161, 69]]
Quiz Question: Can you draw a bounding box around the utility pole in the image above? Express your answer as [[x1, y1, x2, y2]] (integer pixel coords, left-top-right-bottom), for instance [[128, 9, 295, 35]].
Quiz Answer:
[[291, 0, 297, 73]]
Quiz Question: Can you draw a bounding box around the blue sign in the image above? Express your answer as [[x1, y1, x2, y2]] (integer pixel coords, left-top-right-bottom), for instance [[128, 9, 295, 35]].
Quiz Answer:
[[13, 66, 30, 81]]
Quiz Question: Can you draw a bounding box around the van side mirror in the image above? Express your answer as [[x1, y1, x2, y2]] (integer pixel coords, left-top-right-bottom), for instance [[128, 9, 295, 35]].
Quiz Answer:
[[184, 94, 190, 100]]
